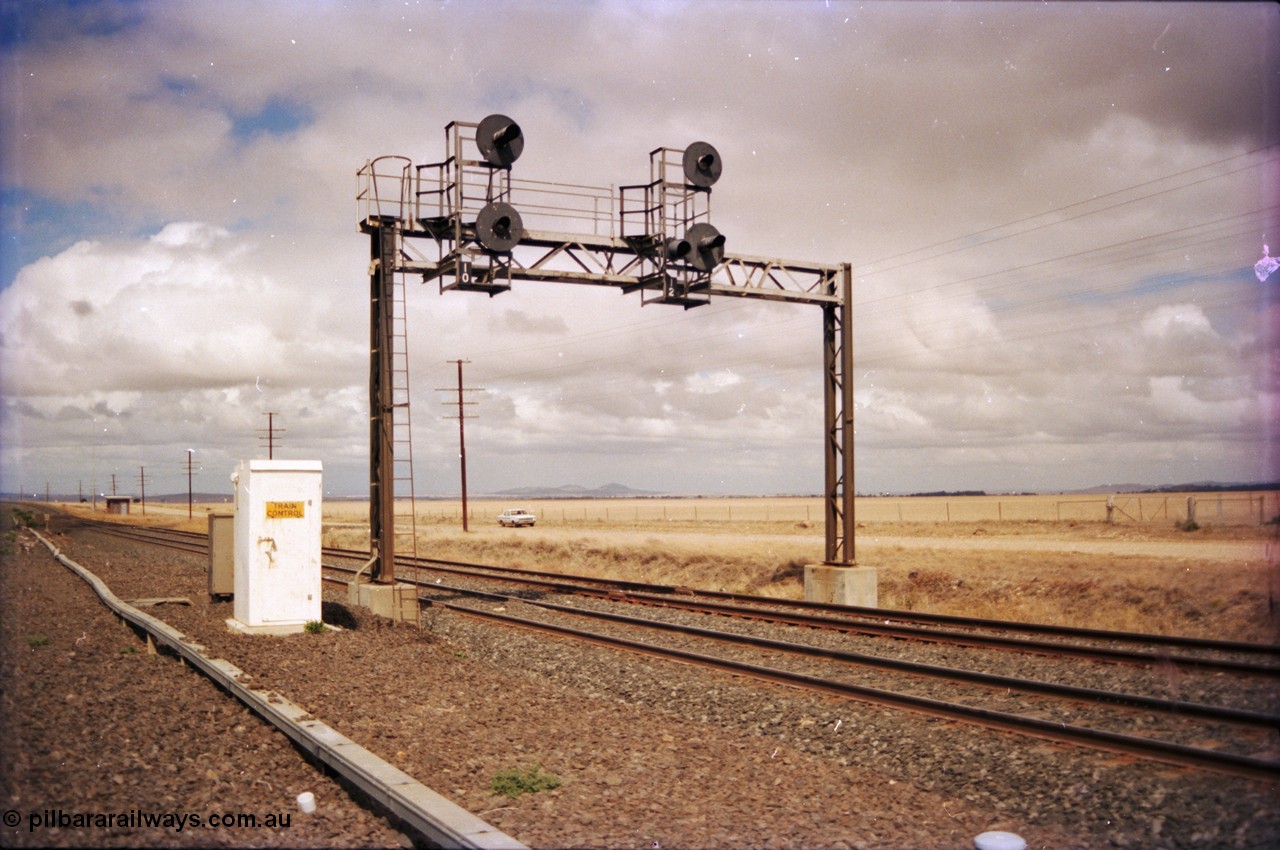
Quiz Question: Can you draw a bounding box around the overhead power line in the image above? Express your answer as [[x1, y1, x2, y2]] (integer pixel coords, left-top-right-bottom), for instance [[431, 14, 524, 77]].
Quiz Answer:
[[408, 146, 1277, 419], [855, 205, 1280, 317], [859, 144, 1278, 274]]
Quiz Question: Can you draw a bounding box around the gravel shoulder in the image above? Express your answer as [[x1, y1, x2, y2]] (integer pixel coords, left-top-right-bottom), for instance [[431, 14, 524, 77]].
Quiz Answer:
[[0, 532, 414, 848], [5, 522, 1279, 849]]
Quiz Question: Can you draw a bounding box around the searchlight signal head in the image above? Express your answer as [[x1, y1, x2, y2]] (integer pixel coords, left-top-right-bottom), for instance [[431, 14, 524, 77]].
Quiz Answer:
[[476, 113, 524, 167], [685, 222, 725, 272], [475, 201, 524, 252], [682, 141, 722, 188], [664, 237, 692, 260]]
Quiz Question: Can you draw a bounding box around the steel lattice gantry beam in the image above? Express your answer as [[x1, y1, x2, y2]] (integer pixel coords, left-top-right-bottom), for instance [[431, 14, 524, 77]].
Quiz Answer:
[[361, 218, 857, 569], [404, 227, 845, 307]]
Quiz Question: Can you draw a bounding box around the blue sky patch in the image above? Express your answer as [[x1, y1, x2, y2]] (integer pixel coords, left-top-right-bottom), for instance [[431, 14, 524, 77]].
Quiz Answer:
[[159, 74, 201, 100], [0, 186, 157, 290], [1062, 266, 1253, 306], [1, 0, 146, 49], [230, 97, 314, 142]]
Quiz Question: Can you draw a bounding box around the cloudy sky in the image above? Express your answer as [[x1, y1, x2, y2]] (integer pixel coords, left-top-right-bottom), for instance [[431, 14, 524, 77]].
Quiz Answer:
[[1, 0, 1277, 500]]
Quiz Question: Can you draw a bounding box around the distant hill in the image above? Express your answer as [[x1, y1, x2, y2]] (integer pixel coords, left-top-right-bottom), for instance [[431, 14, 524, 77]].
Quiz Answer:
[[1138, 481, 1279, 494], [147, 492, 233, 503], [1062, 483, 1156, 495], [489, 482, 663, 499], [1063, 481, 1278, 495]]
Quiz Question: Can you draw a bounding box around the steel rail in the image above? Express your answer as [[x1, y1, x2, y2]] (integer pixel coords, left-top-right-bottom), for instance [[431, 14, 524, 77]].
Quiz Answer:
[[324, 544, 1280, 659], [78, 521, 1280, 672], [608, 590, 1280, 677], [443, 601, 1280, 782], [60, 521, 1279, 781], [322, 549, 1280, 676], [88, 524, 209, 555], [504, 593, 1280, 729], [702, 588, 1280, 657], [391, 571, 1280, 728], [323, 566, 1280, 747]]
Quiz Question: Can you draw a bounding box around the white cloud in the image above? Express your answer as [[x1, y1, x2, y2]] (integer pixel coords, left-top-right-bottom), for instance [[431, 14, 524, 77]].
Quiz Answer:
[[1140, 303, 1215, 339], [2, 1, 1277, 497], [0, 223, 360, 399], [685, 368, 746, 395]]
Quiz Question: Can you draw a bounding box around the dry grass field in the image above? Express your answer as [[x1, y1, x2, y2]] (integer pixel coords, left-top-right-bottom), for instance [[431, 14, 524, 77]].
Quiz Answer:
[[44, 493, 1279, 644]]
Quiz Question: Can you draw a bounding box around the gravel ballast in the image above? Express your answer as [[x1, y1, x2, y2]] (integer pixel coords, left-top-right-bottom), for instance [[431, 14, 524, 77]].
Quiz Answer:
[[4, 522, 1278, 849], [0, 531, 414, 848]]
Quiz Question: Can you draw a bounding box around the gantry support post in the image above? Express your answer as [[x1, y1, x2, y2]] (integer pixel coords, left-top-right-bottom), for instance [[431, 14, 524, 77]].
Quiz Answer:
[[823, 262, 855, 565], [807, 261, 872, 604], [368, 218, 397, 583]]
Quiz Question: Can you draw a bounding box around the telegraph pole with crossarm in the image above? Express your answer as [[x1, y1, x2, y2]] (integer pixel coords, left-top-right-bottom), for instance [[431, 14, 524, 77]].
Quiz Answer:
[[437, 360, 483, 531]]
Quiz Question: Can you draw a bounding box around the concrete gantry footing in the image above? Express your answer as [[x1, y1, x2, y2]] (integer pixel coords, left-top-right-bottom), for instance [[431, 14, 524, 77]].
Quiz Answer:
[[351, 581, 419, 624], [225, 618, 309, 636], [803, 563, 878, 607]]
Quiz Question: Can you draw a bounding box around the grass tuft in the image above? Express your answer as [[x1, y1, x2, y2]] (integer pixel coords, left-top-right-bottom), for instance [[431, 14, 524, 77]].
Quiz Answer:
[[490, 764, 561, 798]]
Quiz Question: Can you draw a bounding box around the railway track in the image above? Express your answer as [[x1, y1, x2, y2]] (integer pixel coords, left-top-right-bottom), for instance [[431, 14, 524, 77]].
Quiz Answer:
[[329, 547, 1280, 676], [82, 519, 1280, 781], [87, 522, 1280, 674]]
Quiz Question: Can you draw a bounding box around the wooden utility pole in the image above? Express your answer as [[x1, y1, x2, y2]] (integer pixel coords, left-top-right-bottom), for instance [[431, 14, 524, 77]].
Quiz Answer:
[[185, 450, 196, 519], [438, 360, 481, 531], [138, 466, 147, 515], [258, 411, 285, 459]]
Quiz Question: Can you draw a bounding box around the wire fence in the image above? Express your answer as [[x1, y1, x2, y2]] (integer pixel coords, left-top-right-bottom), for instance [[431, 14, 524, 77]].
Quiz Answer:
[[393, 491, 1279, 527], [850, 492, 1277, 525]]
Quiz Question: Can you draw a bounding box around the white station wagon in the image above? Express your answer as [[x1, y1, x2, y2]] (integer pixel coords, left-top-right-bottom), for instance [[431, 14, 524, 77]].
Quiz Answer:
[[497, 508, 536, 527]]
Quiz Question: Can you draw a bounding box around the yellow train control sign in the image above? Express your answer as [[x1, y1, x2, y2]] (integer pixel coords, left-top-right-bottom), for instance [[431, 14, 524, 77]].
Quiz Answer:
[[265, 501, 305, 519]]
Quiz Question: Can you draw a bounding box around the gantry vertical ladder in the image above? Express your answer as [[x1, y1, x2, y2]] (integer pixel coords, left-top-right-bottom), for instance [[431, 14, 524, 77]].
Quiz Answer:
[[388, 265, 419, 565]]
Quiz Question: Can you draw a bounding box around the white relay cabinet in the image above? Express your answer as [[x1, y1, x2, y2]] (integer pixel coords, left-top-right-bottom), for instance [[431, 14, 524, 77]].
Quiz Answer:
[[229, 459, 323, 633]]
